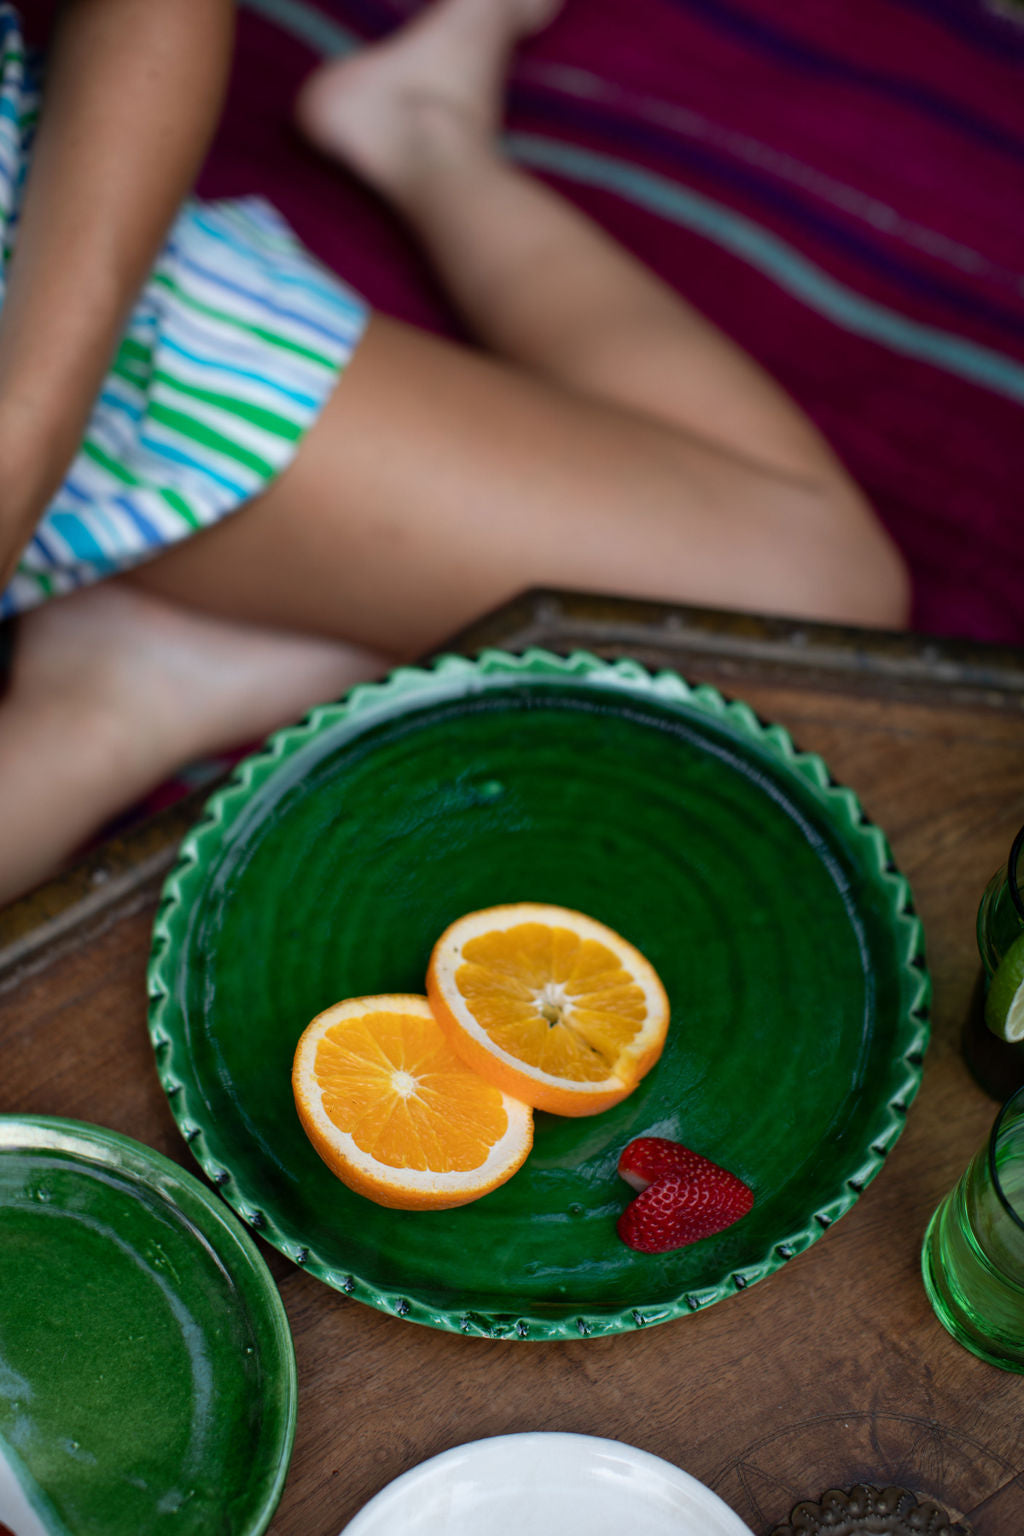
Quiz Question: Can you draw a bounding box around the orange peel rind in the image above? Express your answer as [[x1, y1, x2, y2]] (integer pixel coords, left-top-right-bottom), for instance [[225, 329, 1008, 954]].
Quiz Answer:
[[426, 904, 670, 1117]]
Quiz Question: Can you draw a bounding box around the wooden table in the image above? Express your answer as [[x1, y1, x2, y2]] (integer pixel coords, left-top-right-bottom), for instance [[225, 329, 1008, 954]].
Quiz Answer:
[[3, 591, 1024, 1535]]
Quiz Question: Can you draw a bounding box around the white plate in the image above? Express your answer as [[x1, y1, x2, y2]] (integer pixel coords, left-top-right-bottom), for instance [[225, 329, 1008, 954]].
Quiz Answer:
[[339, 1433, 754, 1536]]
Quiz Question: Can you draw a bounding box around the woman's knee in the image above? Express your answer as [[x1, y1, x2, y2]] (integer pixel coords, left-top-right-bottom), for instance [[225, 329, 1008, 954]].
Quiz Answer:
[[799, 489, 911, 630]]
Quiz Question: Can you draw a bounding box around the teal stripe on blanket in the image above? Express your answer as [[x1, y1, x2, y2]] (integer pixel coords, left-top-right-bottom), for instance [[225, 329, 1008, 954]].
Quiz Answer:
[[504, 133, 1024, 407], [240, 0, 358, 56], [237, 0, 1024, 407]]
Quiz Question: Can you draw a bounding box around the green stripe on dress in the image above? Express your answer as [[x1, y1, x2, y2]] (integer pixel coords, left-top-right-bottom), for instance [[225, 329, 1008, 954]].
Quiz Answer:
[[111, 358, 151, 390], [112, 337, 153, 390], [153, 368, 303, 440], [157, 485, 202, 529], [82, 438, 142, 487], [151, 271, 337, 370], [117, 337, 152, 367], [147, 400, 276, 478]]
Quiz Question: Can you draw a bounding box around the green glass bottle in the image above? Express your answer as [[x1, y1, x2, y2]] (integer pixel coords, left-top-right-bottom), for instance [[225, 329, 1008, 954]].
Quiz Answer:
[[964, 826, 1024, 1099]]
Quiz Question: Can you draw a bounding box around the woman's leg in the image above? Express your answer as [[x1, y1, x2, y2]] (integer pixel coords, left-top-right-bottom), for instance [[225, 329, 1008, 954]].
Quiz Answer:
[[129, 311, 904, 654], [0, 583, 390, 904], [0, 0, 908, 905], [295, 0, 841, 480], [131, 0, 907, 649]]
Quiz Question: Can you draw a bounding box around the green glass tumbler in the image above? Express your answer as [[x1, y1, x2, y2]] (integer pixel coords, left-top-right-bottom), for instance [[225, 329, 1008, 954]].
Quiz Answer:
[[921, 1084, 1024, 1371], [963, 825, 1024, 1100]]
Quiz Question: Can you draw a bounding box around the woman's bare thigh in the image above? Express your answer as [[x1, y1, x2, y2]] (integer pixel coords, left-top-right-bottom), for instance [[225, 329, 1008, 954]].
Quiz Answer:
[[126, 314, 899, 652]]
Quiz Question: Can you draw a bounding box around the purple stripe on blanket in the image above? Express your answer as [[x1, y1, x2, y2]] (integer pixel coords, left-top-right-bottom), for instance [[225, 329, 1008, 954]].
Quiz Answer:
[[662, 0, 1024, 158], [508, 79, 1024, 347]]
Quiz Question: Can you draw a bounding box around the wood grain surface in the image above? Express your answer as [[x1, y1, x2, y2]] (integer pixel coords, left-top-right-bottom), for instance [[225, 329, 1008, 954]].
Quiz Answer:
[[3, 593, 1024, 1536]]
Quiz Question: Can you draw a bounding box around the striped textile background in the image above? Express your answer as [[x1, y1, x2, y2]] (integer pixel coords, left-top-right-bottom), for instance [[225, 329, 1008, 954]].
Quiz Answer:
[[194, 0, 1024, 646]]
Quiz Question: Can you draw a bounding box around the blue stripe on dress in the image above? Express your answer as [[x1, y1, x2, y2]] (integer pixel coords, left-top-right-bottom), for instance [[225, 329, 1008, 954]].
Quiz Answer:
[[30, 528, 63, 564], [0, 143, 16, 194], [99, 387, 145, 423], [158, 334, 320, 410], [163, 241, 360, 349], [113, 493, 164, 546], [56, 478, 91, 507], [51, 475, 139, 555], [157, 304, 337, 402], [135, 431, 250, 498], [48, 512, 116, 568], [191, 207, 365, 316]]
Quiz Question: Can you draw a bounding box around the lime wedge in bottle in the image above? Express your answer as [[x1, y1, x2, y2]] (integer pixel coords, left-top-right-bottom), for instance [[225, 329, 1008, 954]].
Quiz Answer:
[[985, 930, 1024, 1043]]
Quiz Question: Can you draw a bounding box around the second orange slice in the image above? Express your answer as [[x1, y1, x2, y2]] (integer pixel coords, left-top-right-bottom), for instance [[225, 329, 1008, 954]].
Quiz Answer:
[[292, 994, 533, 1209], [426, 904, 670, 1117]]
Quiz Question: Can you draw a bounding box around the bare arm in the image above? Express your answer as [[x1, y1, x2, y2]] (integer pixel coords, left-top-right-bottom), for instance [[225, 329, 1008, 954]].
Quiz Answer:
[[0, 0, 235, 585]]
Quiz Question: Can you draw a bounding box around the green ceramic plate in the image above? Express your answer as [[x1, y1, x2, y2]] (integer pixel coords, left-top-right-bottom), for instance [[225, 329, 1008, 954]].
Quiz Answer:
[[0, 1117, 296, 1535], [148, 649, 929, 1341]]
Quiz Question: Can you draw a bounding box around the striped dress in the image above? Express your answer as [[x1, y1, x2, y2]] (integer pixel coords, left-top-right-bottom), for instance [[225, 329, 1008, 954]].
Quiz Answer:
[[0, 4, 369, 619]]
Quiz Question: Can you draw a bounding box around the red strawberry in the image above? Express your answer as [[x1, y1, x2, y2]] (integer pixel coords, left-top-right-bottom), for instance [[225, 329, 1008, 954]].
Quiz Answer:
[[618, 1135, 733, 1193], [616, 1137, 753, 1254]]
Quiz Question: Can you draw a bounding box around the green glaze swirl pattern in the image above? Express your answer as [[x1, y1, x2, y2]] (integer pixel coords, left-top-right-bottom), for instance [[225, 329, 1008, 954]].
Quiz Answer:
[[148, 649, 929, 1340]]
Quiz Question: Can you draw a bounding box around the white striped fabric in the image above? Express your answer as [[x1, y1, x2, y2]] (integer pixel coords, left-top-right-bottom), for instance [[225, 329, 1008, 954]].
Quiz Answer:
[[0, 4, 369, 618]]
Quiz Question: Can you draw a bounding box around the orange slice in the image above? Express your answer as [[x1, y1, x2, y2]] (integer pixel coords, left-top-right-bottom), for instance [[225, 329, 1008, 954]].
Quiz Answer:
[[426, 904, 670, 1117], [292, 994, 533, 1210]]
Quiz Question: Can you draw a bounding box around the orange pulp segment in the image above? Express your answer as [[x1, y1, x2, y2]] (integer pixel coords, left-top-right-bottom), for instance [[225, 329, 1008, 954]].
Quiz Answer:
[[426, 904, 670, 1117], [292, 994, 533, 1209]]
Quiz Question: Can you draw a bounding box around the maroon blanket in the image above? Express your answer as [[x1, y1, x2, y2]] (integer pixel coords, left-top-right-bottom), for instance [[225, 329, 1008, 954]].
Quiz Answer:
[[193, 0, 1024, 646]]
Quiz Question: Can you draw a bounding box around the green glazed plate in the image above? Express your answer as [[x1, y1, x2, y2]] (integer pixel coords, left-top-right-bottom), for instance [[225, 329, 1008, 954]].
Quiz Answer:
[[0, 1117, 296, 1534], [148, 649, 929, 1341]]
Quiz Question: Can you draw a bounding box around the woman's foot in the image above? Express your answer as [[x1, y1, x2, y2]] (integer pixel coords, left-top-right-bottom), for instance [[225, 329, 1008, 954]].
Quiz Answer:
[[0, 582, 388, 904], [295, 0, 563, 199], [9, 580, 384, 772]]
